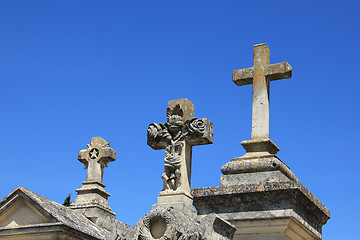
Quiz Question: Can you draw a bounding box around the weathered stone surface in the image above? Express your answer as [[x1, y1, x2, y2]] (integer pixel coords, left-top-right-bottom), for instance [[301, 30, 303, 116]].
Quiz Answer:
[[121, 204, 235, 240], [221, 156, 298, 182], [233, 62, 292, 86], [78, 137, 116, 183], [199, 214, 236, 240], [240, 138, 279, 156], [0, 187, 119, 240], [232, 43, 292, 140], [230, 218, 318, 240], [147, 98, 214, 206], [191, 181, 330, 239], [221, 171, 292, 186]]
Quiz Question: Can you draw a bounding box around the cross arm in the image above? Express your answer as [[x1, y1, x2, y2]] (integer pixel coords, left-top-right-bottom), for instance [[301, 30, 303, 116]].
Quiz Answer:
[[78, 145, 117, 168], [266, 62, 292, 81], [98, 147, 117, 168], [185, 118, 214, 146], [147, 118, 214, 149], [147, 123, 169, 150], [233, 62, 292, 86], [78, 150, 89, 169]]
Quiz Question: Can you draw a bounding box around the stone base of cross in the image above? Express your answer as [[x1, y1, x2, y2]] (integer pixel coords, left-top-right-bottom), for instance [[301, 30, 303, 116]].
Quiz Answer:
[[147, 99, 213, 206], [232, 138, 279, 160]]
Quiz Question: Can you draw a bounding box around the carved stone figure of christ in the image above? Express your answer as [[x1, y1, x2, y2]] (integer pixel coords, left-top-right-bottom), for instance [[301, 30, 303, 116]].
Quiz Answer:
[[147, 99, 213, 206]]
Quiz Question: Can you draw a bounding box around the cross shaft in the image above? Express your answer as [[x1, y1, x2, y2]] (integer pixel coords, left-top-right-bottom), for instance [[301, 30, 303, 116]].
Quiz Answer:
[[233, 43, 292, 139]]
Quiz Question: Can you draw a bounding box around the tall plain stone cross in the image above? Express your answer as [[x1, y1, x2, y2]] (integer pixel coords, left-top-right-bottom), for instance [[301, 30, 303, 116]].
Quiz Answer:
[[232, 43, 292, 158], [233, 43, 292, 140], [147, 99, 213, 206]]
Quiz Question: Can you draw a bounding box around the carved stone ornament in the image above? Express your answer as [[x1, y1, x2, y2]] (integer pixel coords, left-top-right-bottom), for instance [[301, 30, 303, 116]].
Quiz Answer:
[[78, 137, 116, 183], [147, 104, 213, 191], [119, 205, 236, 240]]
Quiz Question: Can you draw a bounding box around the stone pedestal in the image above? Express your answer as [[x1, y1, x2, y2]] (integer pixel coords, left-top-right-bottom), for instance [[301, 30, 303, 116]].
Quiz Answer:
[[157, 189, 193, 207], [70, 181, 116, 232], [192, 180, 330, 239], [191, 148, 330, 239]]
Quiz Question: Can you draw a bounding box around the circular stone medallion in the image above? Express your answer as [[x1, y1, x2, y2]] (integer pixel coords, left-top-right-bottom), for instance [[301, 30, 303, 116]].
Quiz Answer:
[[150, 217, 167, 239]]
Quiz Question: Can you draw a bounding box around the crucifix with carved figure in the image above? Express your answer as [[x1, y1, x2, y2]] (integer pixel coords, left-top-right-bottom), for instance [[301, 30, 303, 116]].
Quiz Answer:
[[147, 99, 213, 206]]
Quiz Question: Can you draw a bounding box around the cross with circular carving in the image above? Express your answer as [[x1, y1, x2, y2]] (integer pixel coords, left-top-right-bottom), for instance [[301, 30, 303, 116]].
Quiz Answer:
[[89, 148, 99, 159]]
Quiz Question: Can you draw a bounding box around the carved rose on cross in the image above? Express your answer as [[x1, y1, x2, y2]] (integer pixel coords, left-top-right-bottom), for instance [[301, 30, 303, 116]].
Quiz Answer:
[[188, 118, 206, 136]]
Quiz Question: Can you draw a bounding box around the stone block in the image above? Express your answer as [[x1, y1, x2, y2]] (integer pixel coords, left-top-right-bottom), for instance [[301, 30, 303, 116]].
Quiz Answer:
[[191, 181, 330, 239]]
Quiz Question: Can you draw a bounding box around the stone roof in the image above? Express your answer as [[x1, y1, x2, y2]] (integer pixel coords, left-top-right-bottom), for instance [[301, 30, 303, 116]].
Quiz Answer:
[[0, 187, 114, 240]]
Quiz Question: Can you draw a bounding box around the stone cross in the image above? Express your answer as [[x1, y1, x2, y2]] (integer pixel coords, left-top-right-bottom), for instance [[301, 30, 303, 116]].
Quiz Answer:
[[147, 99, 213, 205], [233, 43, 292, 140], [78, 137, 116, 183], [71, 137, 117, 230]]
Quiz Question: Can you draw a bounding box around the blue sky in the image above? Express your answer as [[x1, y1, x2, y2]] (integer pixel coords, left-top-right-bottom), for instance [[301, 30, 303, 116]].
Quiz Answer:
[[0, 1, 359, 239]]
